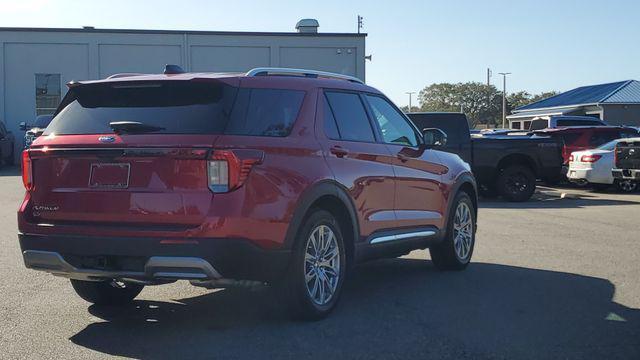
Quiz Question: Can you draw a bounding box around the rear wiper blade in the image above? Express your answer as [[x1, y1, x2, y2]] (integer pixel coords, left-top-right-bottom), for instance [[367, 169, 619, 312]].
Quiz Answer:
[[109, 121, 165, 134]]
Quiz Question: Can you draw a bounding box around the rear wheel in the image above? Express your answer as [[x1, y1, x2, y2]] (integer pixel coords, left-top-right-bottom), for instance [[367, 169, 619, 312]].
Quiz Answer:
[[70, 279, 144, 305], [430, 192, 476, 271], [497, 165, 536, 202], [278, 209, 346, 321], [615, 179, 638, 193]]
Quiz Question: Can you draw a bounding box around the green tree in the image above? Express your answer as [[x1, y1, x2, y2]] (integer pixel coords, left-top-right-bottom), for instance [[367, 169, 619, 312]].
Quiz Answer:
[[418, 82, 502, 126]]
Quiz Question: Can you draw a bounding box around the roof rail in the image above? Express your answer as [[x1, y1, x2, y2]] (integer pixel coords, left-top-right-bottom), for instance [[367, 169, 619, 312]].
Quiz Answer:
[[245, 67, 364, 84], [107, 73, 145, 79]]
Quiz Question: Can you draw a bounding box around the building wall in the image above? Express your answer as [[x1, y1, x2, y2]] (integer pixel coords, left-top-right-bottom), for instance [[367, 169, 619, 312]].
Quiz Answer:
[[0, 28, 366, 159], [602, 104, 640, 126]]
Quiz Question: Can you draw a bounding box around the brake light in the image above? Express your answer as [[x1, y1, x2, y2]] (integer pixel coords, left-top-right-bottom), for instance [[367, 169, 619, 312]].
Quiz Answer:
[[22, 150, 33, 191], [207, 149, 264, 193], [569, 154, 574, 162], [581, 154, 602, 163]]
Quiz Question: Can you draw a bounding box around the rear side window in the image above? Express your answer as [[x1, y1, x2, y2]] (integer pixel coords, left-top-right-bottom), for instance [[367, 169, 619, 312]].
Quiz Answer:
[[224, 88, 304, 137], [45, 82, 304, 137], [322, 95, 340, 139], [325, 92, 375, 142]]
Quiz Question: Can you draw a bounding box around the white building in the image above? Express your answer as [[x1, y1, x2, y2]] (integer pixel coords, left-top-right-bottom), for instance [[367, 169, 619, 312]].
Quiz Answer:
[[0, 19, 366, 160]]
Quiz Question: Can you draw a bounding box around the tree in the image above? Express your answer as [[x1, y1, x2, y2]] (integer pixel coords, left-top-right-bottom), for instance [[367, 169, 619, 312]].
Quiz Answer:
[[507, 91, 558, 113], [418, 82, 502, 126]]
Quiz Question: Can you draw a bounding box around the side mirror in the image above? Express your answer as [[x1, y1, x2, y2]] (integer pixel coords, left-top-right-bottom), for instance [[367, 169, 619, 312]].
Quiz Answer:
[[422, 128, 447, 147], [19, 122, 28, 131]]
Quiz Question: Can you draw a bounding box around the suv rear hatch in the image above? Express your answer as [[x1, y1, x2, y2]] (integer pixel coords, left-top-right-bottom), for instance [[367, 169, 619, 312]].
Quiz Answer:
[[615, 139, 640, 170], [25, 79, 238, 229]]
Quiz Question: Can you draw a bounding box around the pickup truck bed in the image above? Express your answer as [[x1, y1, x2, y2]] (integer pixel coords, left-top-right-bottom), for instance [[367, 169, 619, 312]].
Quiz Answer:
[[408, 112, 562, 201]]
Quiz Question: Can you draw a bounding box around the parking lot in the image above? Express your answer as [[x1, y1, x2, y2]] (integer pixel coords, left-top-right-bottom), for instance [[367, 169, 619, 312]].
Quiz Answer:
[[0, 166, 638, 360]]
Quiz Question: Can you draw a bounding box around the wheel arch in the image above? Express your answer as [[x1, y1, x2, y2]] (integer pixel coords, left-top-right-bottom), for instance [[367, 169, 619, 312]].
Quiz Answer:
[[444, 173, 478, 231], [284, 181, 359, 265]]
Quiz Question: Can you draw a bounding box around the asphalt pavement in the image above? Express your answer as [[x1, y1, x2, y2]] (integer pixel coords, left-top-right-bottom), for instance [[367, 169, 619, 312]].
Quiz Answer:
[[1, 166, 638, 359]]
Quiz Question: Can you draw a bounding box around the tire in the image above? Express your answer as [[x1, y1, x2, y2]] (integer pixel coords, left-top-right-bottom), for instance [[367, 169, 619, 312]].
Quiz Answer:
[[278, 209, 346, 321], [615, 179, 638, 193], [70, 279, 144, 305], [497, 165, 536, 202], [429, 192, 476, 271]]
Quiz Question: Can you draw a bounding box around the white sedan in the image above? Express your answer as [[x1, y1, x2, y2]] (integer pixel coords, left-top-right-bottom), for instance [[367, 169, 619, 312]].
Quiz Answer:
[[567, 139, 638, 192]]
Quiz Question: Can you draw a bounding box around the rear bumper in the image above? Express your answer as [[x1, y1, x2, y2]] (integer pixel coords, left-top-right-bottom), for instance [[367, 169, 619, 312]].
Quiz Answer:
[[567, 168, 613, 185], [612, 169, 640, 180], [19, 233, 291, 283]]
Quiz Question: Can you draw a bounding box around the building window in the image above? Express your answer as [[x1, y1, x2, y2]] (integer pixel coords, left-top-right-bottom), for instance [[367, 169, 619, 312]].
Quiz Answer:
[[511, 121, 521, 129], [35, 74, 61, 116], [523, 121, 532, 130]]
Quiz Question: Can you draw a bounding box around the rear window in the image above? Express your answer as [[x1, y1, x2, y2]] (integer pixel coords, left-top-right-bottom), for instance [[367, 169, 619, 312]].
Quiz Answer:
[[44, 81, 304, 137], [557, 119, 603, 127], [529, 119, 549, 130]]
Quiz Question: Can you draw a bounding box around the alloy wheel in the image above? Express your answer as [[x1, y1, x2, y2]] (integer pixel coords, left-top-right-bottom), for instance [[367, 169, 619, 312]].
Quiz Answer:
[[304, 224, 340, 306], [453, 202, 473, 261]]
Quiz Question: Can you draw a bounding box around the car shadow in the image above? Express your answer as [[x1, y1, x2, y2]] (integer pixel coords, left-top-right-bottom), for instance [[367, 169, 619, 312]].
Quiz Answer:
[[69, 260, 640, 359], [480, 191, 640, 209]]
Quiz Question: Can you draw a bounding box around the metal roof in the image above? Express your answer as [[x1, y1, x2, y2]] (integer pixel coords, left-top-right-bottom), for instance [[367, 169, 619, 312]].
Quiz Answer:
[[0, 26, 366, 37], [516, 80, 640, 112]]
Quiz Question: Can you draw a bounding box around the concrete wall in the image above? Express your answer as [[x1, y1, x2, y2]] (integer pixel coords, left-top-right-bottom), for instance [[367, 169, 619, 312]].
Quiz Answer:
[[0, 28, 366, 160], [602, 104, 640, 126]]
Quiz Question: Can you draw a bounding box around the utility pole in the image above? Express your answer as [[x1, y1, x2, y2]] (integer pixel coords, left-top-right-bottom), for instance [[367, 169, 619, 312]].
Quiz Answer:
[[498, 72, 511, 128], [405, 92, 415, 112], [487, 68, 492, 86], [357, 15, 363, 34]]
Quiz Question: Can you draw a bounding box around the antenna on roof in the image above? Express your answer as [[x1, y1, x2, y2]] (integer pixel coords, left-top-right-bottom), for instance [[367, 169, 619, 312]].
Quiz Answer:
[[164, 64, 185, 75]]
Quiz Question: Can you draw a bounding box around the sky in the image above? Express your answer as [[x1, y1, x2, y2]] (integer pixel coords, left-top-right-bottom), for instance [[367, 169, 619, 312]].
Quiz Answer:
[[1, 0, 639, 106]]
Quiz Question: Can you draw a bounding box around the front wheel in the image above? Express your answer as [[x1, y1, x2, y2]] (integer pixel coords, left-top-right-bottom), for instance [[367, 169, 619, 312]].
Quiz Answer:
[[278, 209, 346, 321], [430, 192, 476, 271], [497, 165, 536, 202], [70, 279, 144, 305]]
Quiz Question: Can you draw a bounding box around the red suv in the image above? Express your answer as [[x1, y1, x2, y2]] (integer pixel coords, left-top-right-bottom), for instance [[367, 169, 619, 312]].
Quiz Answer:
[[18, 67, 477, 319]]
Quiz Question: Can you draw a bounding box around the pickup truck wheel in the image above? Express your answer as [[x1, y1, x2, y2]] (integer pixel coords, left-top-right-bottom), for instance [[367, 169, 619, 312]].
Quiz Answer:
[[615, 180, 637, 193], [497, 165, 535, 202], [70, 279, 144, 305], [278, 209, 346, 321], [429, 192, 475, 271]]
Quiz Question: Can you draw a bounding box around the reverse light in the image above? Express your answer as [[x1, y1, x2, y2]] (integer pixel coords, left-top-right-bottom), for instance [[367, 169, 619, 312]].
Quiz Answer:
[[207, 149, 264, 193], [581, 154, 602, 163], [22, 150, 33, 191]]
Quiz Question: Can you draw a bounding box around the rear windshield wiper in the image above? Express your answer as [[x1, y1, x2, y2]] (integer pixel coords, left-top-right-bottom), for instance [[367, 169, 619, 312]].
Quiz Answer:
[[109, 121, 165, 134]]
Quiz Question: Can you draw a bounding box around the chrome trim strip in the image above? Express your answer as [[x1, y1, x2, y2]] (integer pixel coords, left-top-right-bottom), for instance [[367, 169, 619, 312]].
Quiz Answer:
[[246, 67, 364, 84], [369, 230, 436, 244]]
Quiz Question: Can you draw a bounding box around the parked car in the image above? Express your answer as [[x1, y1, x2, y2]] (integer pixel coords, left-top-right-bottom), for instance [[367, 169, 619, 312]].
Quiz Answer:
[[534, 126, 639, 172], [0, 121, 16, 166], [407, 112, 562, 202], [612, 137, 640, 184], [20, 114, 54, 148], [528, 115, 607, 131], [567, 139, 638, 192], [18, 67, 478, 320]]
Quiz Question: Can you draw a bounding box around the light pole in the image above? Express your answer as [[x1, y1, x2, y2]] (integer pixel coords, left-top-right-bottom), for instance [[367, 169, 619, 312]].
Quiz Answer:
[[498, 72, 511, 128], [406, 92, 416, 112]]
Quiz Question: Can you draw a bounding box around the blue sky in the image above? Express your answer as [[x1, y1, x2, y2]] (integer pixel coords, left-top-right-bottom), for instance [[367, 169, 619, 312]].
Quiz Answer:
[[2, 0, 639, 106]]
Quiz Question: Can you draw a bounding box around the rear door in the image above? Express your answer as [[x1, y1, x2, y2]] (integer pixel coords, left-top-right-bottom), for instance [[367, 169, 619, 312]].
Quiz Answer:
[[319, 90, 397, 236], [28, 79, 238, 228], [364, 95, 446, 230]]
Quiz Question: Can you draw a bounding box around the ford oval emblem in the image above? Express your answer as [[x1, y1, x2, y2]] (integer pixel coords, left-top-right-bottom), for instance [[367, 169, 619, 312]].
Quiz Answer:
[[98, 136, 116, 143]]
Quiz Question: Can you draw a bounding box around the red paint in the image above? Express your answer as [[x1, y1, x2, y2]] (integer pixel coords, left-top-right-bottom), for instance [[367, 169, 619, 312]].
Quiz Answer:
[[18, 73, 471, 251]]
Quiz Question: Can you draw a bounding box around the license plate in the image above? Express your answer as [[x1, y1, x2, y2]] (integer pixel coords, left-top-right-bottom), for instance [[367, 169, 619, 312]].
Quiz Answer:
[[89, 163, 131, 189]]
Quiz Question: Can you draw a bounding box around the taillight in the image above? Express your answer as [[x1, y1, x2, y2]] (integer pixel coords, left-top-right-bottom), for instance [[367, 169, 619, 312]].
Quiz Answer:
[[207, 149, 264, 193], [581, 154, 602, 163], [22, 150, 33, 191], [569, 154, 574, 162]]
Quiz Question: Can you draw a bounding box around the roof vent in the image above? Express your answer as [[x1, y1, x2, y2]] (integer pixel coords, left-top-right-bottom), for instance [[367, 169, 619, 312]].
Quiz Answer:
[[295, 19, 319, 33], [163, 64, 185, 75]]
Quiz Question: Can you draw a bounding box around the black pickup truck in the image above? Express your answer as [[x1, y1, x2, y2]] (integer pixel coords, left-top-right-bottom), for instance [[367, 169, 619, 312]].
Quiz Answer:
[[408, 112, 562, 201], [612, 137, 640, 181]]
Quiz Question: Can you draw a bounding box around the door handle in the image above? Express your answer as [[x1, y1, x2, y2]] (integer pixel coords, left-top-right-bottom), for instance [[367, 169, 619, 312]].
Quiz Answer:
[[330, 146, 348, 158], [397, 153, 409, 162]]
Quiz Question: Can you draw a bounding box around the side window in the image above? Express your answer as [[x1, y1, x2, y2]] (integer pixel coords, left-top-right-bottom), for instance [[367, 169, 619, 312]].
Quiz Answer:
[[322, 95, 340, 139], [324, 92, 375, 142], [365, 95, 419, 147]]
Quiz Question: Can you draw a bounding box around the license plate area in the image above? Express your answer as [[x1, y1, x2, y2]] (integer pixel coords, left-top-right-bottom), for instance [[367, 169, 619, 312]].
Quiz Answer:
[[89, 163, 131, 189]]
